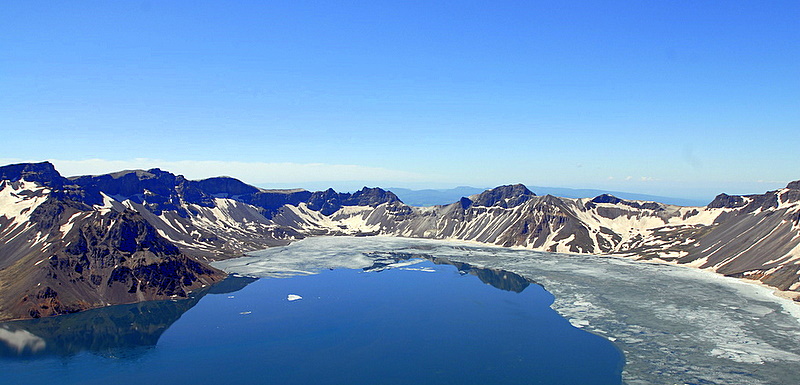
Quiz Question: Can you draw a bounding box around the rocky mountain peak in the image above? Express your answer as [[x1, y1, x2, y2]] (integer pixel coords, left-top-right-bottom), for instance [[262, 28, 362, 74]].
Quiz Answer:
[[591, 194, 623, 204], [707, 193, 748, 209], [307, 187, 402, 216], [470, 184, 535, 208], [0, 161, 66, 187], [349, 187, 402, 206], [787, 180, 800, 190]]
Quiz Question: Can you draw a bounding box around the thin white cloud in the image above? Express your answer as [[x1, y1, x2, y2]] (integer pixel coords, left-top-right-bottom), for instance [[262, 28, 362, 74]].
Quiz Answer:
[[0, 158, 430, 185]]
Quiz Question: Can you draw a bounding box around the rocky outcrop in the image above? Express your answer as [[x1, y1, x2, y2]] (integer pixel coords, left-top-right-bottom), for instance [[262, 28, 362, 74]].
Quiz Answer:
[[0, 163, 225, 321], [307, 187, 402, 216], [464, 184, 534, 208], [589, 194, 664, 211], [0, 162, 67, 188]]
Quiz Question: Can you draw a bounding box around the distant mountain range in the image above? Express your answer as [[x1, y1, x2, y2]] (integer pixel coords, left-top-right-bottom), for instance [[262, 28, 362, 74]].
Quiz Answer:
[[388, 186, 709, 207], [1, 161, 798, 321]]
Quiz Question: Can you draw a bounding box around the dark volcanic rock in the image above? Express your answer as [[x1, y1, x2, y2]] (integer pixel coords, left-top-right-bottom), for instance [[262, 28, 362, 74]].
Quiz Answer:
[[592, 194, 623, 204], [0, 209, 225, 321], [708, 190, 782, 212], [780, 189, 800, 204], [0, 162, 67, 188], [707, 193, 747, 209], [471, 184, 535, 208], [243, 190, 313, 218], [195, 176, 261, 197], [591, 194, 664, 211], [70, 169, 216, 215], [348, 187, 402, 207], [306, 188, 344, 216], [307, 187, 401, 216]]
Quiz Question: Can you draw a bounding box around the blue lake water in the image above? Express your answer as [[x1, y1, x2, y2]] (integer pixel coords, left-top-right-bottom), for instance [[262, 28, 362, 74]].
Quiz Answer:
[[0, 249, 623, 384]]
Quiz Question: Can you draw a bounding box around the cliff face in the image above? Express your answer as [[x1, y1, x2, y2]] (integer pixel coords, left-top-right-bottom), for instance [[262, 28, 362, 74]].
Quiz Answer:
[[2, 161, 800, 321], [0, 164, 225, 321]]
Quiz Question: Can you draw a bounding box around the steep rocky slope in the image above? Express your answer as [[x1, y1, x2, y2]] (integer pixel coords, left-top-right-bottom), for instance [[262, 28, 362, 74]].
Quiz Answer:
[[0, 163, 225, 321]]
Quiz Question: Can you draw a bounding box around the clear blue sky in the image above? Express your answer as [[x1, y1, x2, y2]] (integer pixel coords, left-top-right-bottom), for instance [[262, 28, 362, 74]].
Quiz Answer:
[[1, 1, 798, 200]]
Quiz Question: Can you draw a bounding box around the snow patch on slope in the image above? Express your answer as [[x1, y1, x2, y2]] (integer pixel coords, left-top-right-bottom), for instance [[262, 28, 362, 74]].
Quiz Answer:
[[0, 179, 50, 228], [277, 203, 379, 234]]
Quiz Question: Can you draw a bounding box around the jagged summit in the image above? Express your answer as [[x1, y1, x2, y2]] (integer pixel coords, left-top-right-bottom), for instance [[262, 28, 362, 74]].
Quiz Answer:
[[0, 161, 66, 187], [465, 184, 535, 208], [707, 193, 747, 209], [350, 187, 402, 206], [591, 193, 623, 204], [307, 187, 402, 216]]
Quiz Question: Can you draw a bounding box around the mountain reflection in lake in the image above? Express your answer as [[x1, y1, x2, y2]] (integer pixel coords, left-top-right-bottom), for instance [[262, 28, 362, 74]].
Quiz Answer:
[[0, 275, 256, 358], [363, 251, 535, 293]]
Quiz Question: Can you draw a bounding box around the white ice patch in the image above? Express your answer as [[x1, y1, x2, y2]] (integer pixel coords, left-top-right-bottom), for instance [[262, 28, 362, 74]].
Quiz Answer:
[[399, 267, 437, 272], [212, 236, 411, 278], [287, 294, 302, 301], [569, 318, 590, 328]]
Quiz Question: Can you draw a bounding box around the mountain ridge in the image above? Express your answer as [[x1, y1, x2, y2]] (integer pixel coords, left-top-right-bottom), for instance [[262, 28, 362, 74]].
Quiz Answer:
[[387, 185, 710, 207], [1, 161, 799, 320]]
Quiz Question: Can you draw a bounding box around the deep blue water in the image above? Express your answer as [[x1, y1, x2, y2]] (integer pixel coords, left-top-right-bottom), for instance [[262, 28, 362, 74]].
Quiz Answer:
[[0, 260, 623, 385]]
